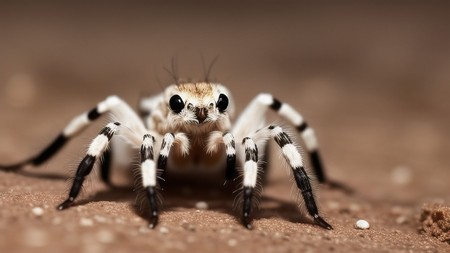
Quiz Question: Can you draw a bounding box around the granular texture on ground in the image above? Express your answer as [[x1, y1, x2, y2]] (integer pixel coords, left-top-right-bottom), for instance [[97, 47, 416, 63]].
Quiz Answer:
[[420, 203, 450, 244]]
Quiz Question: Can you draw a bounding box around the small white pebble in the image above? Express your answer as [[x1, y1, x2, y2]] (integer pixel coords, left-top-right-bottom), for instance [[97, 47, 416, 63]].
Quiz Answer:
[[220, 228, 232, 234], [133, 217, 143, 222], [355, 219, 370, 230], [159, 226, 169, 234], [94, 215, 107, 223], [115, 218, 125, 224], [32, 207, 44, 217], [396, 216, 407, 225], [80, 218, 94, 227], [195, 201, 209, 210], [139, 226, 150, 234]]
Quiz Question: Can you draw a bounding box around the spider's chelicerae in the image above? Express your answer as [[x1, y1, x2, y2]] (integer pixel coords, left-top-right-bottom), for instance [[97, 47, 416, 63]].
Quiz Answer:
[[1, 82, 333, 230]]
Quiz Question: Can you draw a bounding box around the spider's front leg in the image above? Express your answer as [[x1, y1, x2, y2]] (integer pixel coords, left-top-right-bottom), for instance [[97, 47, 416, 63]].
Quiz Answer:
[[58, 122, 121, 209], [140, 132, 189, 228], [139, 134, 159, 228], [238, 125, 332, 230], [268, 125, 332, 230], [241, 137, 259, 229]]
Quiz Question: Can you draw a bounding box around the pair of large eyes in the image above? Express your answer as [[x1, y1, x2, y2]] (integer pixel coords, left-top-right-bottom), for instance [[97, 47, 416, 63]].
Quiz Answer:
[[169, 94, 229, 113]]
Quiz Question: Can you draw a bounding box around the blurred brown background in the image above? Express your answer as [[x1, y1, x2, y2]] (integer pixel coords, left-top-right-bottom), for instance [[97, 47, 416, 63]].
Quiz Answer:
[[0, 1, 449, 252]]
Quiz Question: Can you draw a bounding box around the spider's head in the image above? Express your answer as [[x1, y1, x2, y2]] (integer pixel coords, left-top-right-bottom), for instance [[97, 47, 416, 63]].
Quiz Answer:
[[165, 82, 234, 131]]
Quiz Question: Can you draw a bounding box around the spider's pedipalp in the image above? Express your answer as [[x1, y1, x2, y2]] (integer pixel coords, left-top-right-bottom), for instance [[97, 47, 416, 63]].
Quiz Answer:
[[174, 132, 190, 156], [206, 131, 223, 154]]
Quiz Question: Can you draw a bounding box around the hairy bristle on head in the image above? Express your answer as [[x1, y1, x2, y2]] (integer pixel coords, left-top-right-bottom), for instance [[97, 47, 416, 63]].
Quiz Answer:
[[176, 82, 214, 98]]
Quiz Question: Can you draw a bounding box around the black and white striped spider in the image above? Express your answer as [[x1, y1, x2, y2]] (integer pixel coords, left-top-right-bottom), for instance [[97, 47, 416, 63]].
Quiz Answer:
[[1, 82, 333, 230]]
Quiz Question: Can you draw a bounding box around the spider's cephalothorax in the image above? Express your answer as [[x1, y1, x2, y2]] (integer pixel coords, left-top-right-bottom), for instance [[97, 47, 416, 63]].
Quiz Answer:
[[1, 82, 332, 230]]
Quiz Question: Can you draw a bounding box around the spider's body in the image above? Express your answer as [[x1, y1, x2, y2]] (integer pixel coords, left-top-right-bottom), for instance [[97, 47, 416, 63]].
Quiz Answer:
[[1, 81, 333, 230], [143, 82, 233, 173]]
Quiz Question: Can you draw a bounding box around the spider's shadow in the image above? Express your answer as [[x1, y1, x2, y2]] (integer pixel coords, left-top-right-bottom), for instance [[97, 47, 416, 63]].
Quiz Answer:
[[75, 173, 313, 227], [16, 170, 68, 180], [10, 167, 313, 226]]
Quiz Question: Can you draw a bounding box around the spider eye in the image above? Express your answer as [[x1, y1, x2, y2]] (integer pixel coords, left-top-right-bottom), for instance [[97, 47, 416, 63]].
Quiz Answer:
[[217, 94, 229, 112], [169, 95, 184, 113]]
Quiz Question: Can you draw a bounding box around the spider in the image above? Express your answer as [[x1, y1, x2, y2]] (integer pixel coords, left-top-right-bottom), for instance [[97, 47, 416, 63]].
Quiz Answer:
[[1, 82, 333, 230]]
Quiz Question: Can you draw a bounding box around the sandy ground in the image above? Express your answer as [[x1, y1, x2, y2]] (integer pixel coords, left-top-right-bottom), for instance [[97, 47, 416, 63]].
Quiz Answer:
[[0, 2, 449, 253]]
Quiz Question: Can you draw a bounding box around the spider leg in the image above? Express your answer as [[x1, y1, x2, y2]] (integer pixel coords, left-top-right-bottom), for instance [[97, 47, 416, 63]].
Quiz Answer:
[[57, 122, 121, 210], [205, 131, 236, 183], [222, 132, 237, 182], [100, 147, 112, 185], [237, 125, 332, 230], [267, 125, 332, 229], [0, 96, 146, 173], [157, 133, 176, 179], [137, 132, 187, 228], [138, 93, 164, 130], [241, 137, 259, 229], [233, 93, 328, 183], [139, 134, 159, 228]]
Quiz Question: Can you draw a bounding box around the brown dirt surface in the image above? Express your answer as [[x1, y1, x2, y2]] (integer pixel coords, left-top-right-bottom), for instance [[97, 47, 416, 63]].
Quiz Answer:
[[420, 203, 450, 244], [1, 2, 450, 253]]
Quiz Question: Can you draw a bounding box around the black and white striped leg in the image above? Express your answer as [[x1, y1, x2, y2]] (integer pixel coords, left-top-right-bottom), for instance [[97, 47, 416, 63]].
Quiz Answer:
[[100, 146, 112, 185], [157, 133, 176, 181], [269, 125, 332, 230], [139, 134, 159, 228], [0, 133, 68, 171], [57, 122, 120, 210], [242, 137, 259, 229], [265, 94, 327, 184], [223, 132, 237, 182], [0, 96, 132, 171]]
